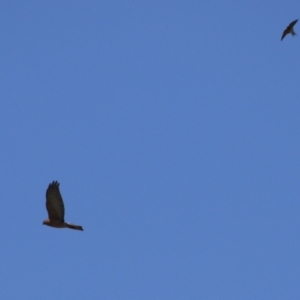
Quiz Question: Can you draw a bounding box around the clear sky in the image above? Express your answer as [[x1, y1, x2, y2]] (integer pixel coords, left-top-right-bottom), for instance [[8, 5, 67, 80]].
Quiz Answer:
[[0, 1, 299, 299]]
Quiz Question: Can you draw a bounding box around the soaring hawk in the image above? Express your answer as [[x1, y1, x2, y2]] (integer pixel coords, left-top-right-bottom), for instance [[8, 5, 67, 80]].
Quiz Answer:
[[42, 181, 83, 231], [281, 19, 298, 40]]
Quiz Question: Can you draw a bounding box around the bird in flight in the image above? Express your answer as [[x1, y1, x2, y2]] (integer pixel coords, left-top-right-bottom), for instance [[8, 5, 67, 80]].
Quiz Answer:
[[43, 181, 84, 231], [281, 19, 298, 40]]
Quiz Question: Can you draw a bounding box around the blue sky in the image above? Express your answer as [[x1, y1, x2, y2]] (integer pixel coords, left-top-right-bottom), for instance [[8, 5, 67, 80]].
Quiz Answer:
[[0, 1, 300, 299]]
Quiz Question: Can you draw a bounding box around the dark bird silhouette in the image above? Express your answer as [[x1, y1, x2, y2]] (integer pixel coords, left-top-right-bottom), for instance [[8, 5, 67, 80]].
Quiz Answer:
[[42, 181, 83, 231], [281, 19, 298, 40]]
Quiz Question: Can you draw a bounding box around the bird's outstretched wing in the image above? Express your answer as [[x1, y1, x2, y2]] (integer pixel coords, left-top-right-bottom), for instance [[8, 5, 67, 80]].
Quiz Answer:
[[46, 181, 65, 221], [289, 19, 298, 28], [281, 30, 288, 40]]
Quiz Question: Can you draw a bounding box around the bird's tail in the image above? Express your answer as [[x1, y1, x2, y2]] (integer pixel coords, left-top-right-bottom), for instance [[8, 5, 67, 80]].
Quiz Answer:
[[67, 223, 84, 231]]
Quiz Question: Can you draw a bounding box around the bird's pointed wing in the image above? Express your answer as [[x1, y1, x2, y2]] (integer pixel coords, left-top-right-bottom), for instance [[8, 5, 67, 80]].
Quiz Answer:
[[46, 181, 65, 221], [289, 19, 298, 28], [281, 29, 288, 40]]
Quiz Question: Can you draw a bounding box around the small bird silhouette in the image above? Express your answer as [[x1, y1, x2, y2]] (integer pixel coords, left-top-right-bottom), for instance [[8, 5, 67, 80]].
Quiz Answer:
[[42, 181, 84, 231], [281, 19, 298, 41]]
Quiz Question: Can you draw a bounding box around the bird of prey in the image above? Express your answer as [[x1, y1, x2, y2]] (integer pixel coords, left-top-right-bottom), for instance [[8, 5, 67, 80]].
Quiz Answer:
[[281, 19, 298, 40], [42, 181, 84, 231]]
